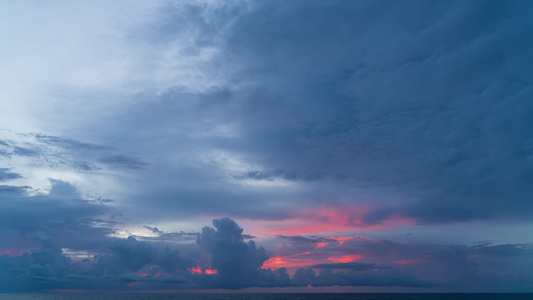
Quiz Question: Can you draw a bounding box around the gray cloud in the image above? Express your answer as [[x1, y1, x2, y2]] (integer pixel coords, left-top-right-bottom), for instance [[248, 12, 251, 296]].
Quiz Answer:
[[0, 168, 22, 181], [1, 217, 532, 292], [1, 0, 533, 293], [13, 146, 39, 157], [0, 131, 147, 172], [309, 262, 390, 271], [98, 155, 147, 170], [53, 0, 533, 227], [276, 235, 333, 244], [0, 185, 29, 195], [197, 217, 269, 289], [210, 0, 533, 224], [234, 169, 322, 182], [0, 180, 116, 252], [294, 268, 436, 288]]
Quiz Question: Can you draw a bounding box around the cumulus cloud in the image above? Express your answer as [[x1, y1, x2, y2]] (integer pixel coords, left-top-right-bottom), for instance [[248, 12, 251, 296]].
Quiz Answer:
[[2, 217, 533, 292], [197, 217, 269, 288], [92, 236, 194, 277], [1, 0, 533, 293]]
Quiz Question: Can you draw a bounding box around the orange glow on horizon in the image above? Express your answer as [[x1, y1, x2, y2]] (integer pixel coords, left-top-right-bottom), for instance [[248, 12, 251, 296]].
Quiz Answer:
[[327, 254, 362, 263], [264, 257, 285, 267], [263, 251, 318, 269], [242, 207, 414, 236], [264, 252, 364, 269], [324, 235, 356, 244], [314, 235, 367, 248], [188, 267, 218, 275]]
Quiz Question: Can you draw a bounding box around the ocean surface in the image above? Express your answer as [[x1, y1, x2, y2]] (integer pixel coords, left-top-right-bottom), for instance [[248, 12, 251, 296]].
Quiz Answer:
[[0, 294, 532, 300]]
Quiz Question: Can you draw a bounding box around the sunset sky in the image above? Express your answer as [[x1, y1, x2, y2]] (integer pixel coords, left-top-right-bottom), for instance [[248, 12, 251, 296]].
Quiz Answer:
[[1, 0, 533, 293]]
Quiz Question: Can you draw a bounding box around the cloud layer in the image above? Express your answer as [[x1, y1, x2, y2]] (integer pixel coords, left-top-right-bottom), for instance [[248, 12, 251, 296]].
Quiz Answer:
[[0, 0, 532, 292], [2, 217, 532, 292]]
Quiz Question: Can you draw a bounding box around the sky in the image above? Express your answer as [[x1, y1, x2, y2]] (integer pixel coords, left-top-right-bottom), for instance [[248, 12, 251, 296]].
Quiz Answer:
[[0, 0, 532, 293]]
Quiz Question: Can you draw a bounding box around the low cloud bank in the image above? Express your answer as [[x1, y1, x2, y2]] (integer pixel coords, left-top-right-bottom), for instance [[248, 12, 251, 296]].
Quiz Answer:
[[2, 217, 532, 292]]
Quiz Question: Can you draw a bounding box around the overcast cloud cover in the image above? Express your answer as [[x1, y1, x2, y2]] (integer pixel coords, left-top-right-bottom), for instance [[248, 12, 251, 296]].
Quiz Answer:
[[0, 0, 532, 293]]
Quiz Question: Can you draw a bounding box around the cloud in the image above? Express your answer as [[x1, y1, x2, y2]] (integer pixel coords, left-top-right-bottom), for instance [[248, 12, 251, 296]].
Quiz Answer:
[[0, 0, 533, 293], [13, 146, 39, 157], [92, 236, 194, 277], [42, 0, 531, 228], [98, 155, 147, 170], [309, 262, 389, 271], [2, 217, 533, 291], [0, 130, 150, 209], [295, 267, 435, 288], [262, 232, 533, 292], [107, 237, 159, 272], [0, 179, 116, 252], [1, 131, 146, 172], [277, 235, 333, 244], [0, 168, 22, 181], [0, 185, 30, 195], [204, 0, 533, 224], [234, 169, 321, 182], [196, 217, 269, 289]]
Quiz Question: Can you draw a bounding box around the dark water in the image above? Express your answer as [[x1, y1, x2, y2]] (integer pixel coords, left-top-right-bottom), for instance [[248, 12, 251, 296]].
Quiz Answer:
[[0, 294, 532, 300]]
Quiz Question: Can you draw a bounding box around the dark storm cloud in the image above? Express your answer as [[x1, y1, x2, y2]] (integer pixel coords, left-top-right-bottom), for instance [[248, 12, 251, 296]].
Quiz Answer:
[[213, 0, 533, 223], [2, 0, 533, 292], [196, 217, 269, 289], [222, 0, 533, 223], [72, 0, 533, 226]]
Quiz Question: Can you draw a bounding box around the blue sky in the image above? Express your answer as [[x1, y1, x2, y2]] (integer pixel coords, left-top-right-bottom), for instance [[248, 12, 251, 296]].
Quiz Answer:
[[0, 0, 532, 293]]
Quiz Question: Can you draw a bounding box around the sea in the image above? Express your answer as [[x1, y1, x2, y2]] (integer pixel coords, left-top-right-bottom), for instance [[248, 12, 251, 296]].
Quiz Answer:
[[0, 294, 532, 300]]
